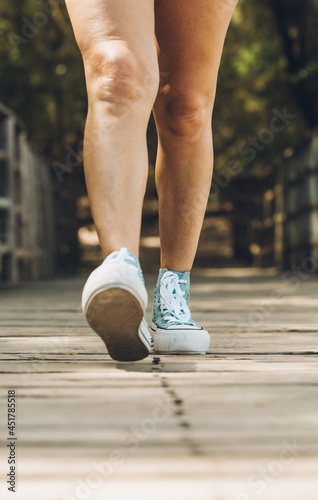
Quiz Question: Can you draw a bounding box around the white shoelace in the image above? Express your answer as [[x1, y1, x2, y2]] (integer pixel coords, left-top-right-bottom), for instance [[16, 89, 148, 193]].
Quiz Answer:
[[159, 271, 191, 325]]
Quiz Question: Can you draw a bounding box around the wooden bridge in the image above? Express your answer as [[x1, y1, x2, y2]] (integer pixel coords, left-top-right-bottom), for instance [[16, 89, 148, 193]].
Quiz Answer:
[[1, 268, 317, 499]]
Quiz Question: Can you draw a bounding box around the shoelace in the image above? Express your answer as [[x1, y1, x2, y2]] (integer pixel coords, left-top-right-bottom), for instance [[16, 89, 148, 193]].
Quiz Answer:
[[159, 271, 192, 325]]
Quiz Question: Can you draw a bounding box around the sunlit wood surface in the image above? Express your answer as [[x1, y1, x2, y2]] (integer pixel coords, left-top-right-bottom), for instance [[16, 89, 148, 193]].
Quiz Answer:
[[1, 270, 318, 500]]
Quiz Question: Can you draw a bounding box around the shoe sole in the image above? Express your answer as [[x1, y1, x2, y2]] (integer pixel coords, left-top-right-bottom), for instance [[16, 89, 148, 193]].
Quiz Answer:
[[154, 351, 206, 355], [86, 287, 149, 362]]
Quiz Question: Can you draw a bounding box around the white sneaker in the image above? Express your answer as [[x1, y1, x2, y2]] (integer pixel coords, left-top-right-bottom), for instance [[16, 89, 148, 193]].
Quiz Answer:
[[82, 248, 151, 361]]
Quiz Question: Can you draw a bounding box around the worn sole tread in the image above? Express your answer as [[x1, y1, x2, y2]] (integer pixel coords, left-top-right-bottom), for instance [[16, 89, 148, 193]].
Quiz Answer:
[[86, 287, 149, 362]]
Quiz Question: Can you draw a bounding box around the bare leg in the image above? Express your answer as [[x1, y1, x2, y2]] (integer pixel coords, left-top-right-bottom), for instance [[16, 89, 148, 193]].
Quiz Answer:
[[65, 0, 159, 258], [153, 0, 238, 271]]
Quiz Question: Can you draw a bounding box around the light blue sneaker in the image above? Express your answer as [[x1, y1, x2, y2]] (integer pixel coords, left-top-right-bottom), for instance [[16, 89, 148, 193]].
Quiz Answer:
[[82, 247, 151, 362], [151, 268, 210, 354]]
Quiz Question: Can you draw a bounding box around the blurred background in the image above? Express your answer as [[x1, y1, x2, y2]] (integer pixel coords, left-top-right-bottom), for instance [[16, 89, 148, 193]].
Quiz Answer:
[[0, 0, 318, 283]]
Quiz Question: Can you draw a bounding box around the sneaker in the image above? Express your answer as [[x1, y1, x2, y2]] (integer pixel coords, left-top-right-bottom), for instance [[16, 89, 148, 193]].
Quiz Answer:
[[82, 247, 151, 362], [151, 269, 210, 354]]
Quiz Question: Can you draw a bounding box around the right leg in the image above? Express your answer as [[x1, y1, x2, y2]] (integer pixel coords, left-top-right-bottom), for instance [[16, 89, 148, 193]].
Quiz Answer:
[[65, 0, 159, 258]]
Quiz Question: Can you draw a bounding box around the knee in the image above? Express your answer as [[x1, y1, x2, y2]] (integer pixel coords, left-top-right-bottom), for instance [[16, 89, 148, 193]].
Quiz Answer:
[[158, 93, 211, 139], [83, 41, 159, 112]]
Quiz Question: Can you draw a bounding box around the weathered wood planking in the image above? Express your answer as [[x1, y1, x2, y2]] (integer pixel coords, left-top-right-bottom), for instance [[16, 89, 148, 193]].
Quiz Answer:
[[0, 271, 318, 500]]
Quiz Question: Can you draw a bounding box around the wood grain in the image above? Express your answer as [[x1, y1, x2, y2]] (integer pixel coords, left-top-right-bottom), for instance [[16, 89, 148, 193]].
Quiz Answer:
[[0, 271, 318, 499]]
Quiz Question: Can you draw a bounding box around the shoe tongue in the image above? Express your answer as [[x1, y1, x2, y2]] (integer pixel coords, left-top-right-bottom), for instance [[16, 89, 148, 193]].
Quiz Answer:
[[160, 268, 189, 278], [103, 248, 144, 284]]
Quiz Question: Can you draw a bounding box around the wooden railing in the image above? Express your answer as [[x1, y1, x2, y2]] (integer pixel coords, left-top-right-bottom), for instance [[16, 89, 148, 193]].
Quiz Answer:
[[0, 103, 55, 282], [283, 131, 318, 269], [231, 129, 318, 270], [231, 166, 282, 268]]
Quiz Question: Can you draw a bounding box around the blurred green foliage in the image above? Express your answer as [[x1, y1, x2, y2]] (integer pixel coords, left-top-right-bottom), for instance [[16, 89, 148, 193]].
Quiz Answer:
[[0, 0, 86, 161], [0, 0, 317, 194], [214, 0, 318, 187]]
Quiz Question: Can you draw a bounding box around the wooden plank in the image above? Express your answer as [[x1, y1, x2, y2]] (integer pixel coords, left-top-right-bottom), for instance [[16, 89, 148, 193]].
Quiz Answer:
[[0, 273, 318, 500]]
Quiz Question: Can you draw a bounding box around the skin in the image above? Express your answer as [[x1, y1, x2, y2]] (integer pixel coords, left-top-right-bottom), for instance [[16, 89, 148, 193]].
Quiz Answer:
[[65, 0, 238, 270]]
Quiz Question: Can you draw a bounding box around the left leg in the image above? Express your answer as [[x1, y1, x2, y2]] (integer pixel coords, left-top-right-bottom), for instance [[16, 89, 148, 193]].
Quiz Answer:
[[153, 0, 238, 271]]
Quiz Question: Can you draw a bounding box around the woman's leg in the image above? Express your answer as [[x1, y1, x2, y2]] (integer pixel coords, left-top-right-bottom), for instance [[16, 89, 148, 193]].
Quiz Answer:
[[65, 0, 159, 258], [153, 0, 238, 271]]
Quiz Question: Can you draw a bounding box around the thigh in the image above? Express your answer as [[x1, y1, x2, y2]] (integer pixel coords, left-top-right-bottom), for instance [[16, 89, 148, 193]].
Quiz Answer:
[[154, 0, 238, 105]]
